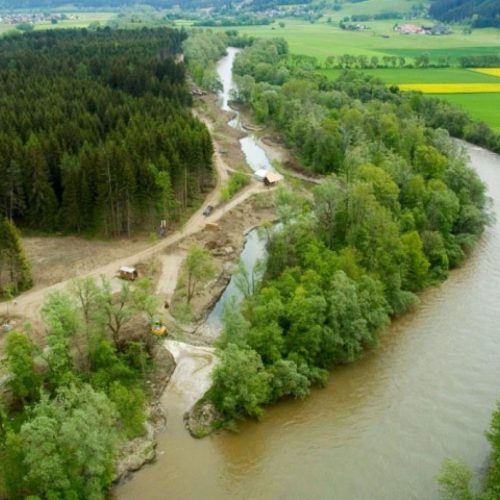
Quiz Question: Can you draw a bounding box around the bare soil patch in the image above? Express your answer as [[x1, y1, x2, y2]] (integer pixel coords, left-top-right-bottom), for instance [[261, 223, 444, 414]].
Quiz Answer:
[[23, 236, 152, 290]]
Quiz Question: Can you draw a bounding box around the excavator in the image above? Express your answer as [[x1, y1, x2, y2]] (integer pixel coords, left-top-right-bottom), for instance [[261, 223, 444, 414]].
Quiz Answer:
[[150, 319, 167, 337]]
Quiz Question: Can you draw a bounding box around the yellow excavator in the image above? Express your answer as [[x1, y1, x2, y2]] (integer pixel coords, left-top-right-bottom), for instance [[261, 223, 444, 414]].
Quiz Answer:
[[150, 319, 167, 337]]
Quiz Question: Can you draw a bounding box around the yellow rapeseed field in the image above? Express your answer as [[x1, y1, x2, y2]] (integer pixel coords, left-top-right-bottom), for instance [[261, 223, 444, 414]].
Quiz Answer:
[[469, 68, 500, 78], [398, 83, 500, 93]]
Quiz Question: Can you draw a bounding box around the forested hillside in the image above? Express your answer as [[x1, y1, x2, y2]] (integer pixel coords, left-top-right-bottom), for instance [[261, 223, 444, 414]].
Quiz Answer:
[[430, 0, 500, 27], [0, 28, 214, 236]]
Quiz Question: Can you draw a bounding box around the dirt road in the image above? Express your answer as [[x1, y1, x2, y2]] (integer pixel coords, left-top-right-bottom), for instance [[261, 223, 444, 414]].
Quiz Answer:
[[0, 140, 265, 327]]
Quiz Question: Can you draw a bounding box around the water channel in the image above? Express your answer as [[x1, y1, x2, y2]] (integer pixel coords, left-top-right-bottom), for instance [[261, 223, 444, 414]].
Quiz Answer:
[[206, 227, 267, 330], [218, 47, 276, 174], [116, 50, 500, 500]]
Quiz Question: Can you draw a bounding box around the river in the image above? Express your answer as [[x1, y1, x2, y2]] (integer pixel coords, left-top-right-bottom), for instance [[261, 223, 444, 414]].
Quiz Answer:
[[115, 51, 500, 500], [206, 227, 267, 330]]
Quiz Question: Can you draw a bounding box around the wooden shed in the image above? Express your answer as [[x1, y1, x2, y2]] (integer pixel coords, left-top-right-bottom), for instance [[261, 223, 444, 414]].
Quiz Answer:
[[264, 171, 283, 186], [117, 266, 138, 281]]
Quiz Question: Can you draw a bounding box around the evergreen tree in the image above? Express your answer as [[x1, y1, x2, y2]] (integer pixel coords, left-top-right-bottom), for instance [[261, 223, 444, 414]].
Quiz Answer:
[[0, 217, 32, 297]]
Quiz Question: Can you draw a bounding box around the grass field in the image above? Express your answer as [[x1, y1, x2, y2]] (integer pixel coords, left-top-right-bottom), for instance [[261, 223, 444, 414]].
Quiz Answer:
[[218, 19, 500, 64], [335, 0, 427, 17], [0, 12, 115, 35], [318, 67, 500, 83], [431, 93, 500, 131]]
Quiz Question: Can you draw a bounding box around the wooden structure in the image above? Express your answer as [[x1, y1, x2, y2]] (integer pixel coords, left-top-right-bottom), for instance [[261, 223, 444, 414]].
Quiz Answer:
[[264, 171, 283, 186], [117, 266, 138, 281]]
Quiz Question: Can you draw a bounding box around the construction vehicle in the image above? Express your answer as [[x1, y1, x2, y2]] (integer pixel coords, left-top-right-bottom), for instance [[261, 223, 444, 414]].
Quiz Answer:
[[150, 319, 167, 337]]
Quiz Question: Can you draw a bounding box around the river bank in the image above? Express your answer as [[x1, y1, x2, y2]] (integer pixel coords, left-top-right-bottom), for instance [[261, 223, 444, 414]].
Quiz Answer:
[[116, 142, 500, 500], [115, 46, 500, 500], [169, 193, 276, 332], [113, 48, 282, 485]]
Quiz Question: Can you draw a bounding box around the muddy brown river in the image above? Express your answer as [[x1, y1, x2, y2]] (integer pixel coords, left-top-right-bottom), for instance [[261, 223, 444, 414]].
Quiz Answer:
[[115, 53, 500, 500]]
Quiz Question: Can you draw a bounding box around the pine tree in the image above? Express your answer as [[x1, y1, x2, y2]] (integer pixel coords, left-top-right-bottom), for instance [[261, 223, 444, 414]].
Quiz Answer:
[[0, 217, 33, 297], [24, 134, 58, 230]]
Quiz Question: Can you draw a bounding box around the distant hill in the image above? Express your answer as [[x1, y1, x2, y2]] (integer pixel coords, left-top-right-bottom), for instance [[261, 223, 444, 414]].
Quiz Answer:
[[429, 0, 500, 28], [0, 0, 234, 8]]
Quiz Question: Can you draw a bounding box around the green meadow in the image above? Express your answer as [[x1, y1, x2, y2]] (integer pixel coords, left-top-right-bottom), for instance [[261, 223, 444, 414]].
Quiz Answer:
[[335, 0, 425, 16], [433, 93, 500, 132], [0, 12, 115, 35], [318, 68, 500, 83], [220, 19, 500, 63]]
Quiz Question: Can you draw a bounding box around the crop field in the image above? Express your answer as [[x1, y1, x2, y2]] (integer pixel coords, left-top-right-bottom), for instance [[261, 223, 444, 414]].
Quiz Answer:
[[319, 66, 500, 128], [398, 83, 500, 93], [337, 0, 427, 17], [471, 68, 500, 77]]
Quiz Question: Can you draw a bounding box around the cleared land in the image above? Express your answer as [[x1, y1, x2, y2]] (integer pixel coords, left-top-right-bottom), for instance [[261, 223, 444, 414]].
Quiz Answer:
[[335, 0, 426, 16]]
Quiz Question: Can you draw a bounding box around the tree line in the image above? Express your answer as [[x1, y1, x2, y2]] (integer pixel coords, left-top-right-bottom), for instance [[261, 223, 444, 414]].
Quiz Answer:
[[0, 27, 214, 237], [206, 38, 489, 423], [231, 38, 500, 156], [458, 54, 500, 68], [0, 276, 162, 499], [429, 0, 500, 28]]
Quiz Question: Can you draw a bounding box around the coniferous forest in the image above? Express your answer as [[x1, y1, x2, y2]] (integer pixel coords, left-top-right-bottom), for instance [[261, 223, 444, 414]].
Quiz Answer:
[[0, 27, 214, 236]]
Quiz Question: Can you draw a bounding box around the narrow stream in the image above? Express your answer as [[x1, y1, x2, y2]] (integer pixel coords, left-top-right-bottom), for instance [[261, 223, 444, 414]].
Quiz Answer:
[[115, 53, 500, 500], [206, 227, 267, 330], [218, 48, 276, 173]]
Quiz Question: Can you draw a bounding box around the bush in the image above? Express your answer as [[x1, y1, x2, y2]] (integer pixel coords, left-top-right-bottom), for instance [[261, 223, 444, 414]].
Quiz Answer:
[[220, 171, 250, 202]]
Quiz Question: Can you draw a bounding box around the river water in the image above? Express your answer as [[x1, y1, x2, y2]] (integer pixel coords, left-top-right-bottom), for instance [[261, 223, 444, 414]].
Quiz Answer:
[[206, 228, 266, 330], [116, 53, 500, 500]]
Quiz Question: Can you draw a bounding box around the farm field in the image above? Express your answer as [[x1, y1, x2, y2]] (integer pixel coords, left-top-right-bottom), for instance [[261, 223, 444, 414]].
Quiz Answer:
[[432, 93, 500, 132], [472, 68, 500, 77], [318, 67, 500, 83], [0, 12, 115, 35], [220, 19, 499, 131], [397, 83, 500, 92], [217, 19, 500, 64], [335, 0, 427, 17], [319, 66, 500, 129]]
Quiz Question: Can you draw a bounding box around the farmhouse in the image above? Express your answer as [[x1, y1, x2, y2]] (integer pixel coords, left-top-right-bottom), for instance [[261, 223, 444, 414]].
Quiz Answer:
[[395, 23, 425, 35]]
